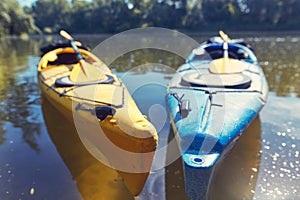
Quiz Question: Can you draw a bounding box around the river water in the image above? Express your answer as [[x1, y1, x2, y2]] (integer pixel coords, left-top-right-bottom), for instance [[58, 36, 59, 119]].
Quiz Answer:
[[0, 32, 299, 200]]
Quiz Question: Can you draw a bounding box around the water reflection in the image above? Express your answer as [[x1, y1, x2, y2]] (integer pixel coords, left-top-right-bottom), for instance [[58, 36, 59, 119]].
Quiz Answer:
[[0, 125, 4, 145], [110, 49, 185, 74], [121, 67, 172, 200], [0, 61, 42, 152], [246, 35, 300, 97], [255, 94, 300, 199], [0, 33, 300, 199], [0, 37, 46, 151], [165, 117, 262, 200], [41, 95, 134, 200], [108, 33, 300, 98]]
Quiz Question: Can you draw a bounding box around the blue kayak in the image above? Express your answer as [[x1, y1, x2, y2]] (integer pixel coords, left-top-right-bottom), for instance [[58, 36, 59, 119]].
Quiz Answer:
[[166, 32, 268, 199]]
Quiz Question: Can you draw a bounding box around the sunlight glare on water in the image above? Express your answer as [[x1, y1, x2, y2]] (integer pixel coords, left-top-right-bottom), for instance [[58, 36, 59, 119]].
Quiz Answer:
[[0, 33, 300, 199], [253, 94, 300, 200]]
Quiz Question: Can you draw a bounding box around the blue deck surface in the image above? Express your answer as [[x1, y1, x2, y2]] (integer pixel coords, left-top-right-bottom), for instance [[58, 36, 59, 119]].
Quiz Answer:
[[167, 86, 264, 168]]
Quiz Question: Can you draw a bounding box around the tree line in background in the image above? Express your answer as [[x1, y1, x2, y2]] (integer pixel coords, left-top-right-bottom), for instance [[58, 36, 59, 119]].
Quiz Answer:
[[1, 0, 300, 36]]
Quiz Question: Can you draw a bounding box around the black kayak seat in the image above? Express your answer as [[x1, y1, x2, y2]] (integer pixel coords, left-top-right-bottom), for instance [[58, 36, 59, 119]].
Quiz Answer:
[[55, 74, 115, 87]]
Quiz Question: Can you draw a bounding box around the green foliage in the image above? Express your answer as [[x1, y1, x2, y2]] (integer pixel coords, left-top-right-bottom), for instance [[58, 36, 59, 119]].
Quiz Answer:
[[0, 0, 39, 36], [2, 0, 300, 35], [31, 0, 71, 34]]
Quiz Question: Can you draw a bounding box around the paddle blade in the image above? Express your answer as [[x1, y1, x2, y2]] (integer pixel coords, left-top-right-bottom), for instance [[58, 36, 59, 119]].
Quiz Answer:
[[79, 60, 88, 77], [219, 30, 231, 42], [70, 61, 107, 83], [60, 30, 73, 41], [74, 41, 82, 47]]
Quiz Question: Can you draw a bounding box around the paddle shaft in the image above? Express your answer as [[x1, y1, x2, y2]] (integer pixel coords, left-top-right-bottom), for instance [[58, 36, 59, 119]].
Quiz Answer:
[[60, 30, 87, 76], [60, 30, 83, 60], [223, 42, 228, 58], [70, 40, 84, 61], [219, 31, 230, 71]]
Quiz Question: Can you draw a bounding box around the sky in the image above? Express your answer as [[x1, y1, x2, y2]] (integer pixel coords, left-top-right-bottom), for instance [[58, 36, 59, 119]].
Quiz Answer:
[[17, 0, 36, 7]]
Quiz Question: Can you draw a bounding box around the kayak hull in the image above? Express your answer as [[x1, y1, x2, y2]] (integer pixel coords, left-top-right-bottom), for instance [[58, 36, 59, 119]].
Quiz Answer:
[[41, 96, 135, 200], [38, 46, 158, 196], [166, 38, 268, 199]]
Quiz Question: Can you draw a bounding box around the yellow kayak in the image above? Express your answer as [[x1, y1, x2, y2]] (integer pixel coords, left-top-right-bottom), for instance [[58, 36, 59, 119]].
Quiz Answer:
[[38, 33, 158, 196], [42, 95, 135, 200]]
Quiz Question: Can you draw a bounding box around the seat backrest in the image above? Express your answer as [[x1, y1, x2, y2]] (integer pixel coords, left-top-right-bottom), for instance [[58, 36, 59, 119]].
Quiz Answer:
[[209, 58, 249, 74]]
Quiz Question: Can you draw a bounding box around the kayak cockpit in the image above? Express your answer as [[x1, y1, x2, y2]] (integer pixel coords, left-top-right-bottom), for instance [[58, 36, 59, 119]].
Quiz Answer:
[[181, 69, 252, 89], [55, 74, 115, 87], [39, 47, 101, 70], [187, 41, 257, 65], [39, 46, 115, 86], [175, 40, 262, 90]]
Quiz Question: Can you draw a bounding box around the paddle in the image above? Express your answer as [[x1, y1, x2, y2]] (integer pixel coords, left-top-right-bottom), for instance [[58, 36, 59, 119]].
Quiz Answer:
[[219, 30, 230, 60], [60, 30, 87, 76], [217, 30, 230, 73], [59, 30, 107, 82], [209, 31, 248, 74], [219, 30, 245, 44], [219, 30, 231, 42]]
